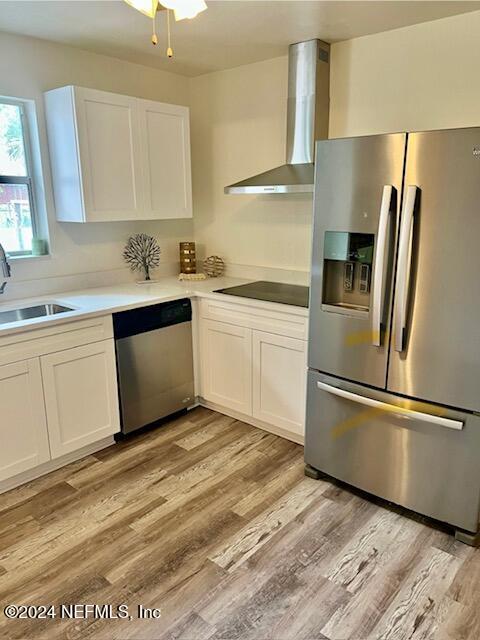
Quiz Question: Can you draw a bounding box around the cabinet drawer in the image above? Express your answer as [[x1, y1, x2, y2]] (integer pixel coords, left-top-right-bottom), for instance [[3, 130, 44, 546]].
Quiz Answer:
[[200, 298, 308, 340], [0, 315, 113, 366]]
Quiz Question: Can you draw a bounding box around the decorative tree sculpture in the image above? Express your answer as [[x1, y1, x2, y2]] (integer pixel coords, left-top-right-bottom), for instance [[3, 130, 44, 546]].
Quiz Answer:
[[123, 233, 161, 281]]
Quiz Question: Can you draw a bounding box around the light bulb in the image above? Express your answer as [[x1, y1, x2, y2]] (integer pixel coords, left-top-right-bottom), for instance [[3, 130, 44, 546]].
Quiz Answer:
[[124, 0, 158, 19], [160, 0, 207, 21], [174, 0, 207, 21]]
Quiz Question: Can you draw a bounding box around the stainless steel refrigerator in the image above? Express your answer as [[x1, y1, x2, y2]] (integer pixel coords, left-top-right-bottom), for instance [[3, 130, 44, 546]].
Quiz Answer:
[[305, 128, 480, 545]]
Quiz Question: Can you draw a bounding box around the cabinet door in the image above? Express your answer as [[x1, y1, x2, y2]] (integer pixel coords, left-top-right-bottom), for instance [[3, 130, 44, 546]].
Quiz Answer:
[[252, 330, 307, 437], [0, 359, 50, 482], [74, 87, 144, 221], [41, 340, 120, 458], [201, 319, 252, 415], [138, 99, 192, 219]]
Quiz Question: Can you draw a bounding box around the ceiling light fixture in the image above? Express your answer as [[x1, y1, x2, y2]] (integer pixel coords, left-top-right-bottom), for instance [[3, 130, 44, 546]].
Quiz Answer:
[[162, 0, 207, 21], [124, 0, 207, 57]]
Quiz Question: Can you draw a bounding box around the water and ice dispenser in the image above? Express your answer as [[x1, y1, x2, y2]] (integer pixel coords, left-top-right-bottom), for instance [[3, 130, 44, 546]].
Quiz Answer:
[[322, 232, 375, 316]]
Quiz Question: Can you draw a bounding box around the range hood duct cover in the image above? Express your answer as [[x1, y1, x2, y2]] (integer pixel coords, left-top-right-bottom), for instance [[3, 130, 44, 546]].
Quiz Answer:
[[225, 39, 330, 195]]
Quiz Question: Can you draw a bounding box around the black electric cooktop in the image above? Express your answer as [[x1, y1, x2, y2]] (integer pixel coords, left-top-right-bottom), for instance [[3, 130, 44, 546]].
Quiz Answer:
[[215, 281, 309, 308]]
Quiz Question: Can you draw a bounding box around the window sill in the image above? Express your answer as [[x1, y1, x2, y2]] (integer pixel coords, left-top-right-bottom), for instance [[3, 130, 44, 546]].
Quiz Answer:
[[9, 253, 51, 262]]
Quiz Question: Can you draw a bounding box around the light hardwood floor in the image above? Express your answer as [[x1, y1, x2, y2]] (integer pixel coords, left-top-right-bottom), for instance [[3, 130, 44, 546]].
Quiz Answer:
[[0, 407, 479, 640]]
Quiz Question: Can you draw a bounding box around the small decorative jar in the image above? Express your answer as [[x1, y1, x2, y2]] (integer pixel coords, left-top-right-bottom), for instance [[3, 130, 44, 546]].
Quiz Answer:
[[204, 255, 225, 278]]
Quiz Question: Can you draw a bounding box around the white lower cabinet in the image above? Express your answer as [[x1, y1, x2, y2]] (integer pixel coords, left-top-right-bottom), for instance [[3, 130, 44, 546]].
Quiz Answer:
[[0, 359, 51, 482], [199, 300, 308, 442], [41, 340, 120, 458], [201, 319, 252, 415], [0, 316, 120, 490], [252, 330, 307, 437]]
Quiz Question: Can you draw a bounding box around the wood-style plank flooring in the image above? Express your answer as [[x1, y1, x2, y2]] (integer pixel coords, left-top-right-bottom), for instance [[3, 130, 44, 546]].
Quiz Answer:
[[0, 407, 479, 640]]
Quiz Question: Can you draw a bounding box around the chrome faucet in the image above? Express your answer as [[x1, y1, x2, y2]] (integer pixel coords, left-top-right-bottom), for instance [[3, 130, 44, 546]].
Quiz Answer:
[[0, 243, 11, 294]]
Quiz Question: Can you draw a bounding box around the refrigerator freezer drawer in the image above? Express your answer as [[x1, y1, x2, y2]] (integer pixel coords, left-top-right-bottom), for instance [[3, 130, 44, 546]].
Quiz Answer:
[[305, 370, 480, 533]]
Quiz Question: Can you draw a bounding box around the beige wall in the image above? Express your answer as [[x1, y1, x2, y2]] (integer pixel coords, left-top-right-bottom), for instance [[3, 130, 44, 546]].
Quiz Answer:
[[330, 10, 480, 137], [0, 31, 192, 298], [5, 9, 480, 294], [190, 9, 480, 281], [189, 56, 313, 281]]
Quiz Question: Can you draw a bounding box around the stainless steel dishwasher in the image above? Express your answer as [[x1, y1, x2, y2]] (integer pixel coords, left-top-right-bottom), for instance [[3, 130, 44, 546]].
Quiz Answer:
[[113, 298, 195, 435]]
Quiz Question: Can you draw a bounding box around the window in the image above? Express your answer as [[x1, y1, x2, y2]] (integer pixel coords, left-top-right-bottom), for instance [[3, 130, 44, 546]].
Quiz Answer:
[[0, 98, 37, 256]]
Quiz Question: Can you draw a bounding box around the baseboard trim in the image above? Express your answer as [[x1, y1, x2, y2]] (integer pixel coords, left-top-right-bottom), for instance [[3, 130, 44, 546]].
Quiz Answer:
[[0, 436, 115, 494], [198, 399, 304, 445]]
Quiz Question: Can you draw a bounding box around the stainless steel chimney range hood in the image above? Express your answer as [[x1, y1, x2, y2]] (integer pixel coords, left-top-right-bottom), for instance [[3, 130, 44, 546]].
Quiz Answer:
[[225, 39, 330, 195]]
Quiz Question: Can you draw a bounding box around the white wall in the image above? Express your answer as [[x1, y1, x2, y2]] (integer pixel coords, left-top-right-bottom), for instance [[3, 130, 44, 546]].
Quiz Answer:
[[189, 9, 480, 283], [4, 9, 480, 297], [330, 10, 480, 137], [189, 56, 313, 284], [0, 31, 192, 300]]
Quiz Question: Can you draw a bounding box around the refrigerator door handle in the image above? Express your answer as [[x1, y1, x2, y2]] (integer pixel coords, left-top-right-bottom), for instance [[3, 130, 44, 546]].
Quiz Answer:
[[371, 185, 394, 346], [394, 185, 418, 352], [317, 381, 464, 430]]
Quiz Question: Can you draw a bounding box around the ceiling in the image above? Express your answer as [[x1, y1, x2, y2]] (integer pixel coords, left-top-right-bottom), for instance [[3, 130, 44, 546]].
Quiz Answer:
[[1, 0, 480, 76]]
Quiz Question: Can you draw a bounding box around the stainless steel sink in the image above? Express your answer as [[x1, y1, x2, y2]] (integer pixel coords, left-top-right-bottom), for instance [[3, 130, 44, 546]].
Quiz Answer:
[[0, 303, 74, 326]]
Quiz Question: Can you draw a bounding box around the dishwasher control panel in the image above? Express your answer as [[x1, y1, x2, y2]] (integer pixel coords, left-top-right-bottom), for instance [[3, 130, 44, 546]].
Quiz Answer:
[[113, 298, 191, 339]]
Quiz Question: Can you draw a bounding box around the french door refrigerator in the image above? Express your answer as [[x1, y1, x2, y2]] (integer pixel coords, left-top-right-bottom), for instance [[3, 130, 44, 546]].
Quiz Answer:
[[305, 128, 480, 545]]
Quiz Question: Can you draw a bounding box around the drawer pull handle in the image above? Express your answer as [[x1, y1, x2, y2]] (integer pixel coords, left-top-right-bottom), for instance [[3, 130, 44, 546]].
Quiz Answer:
[[317, 382, 464, 431]]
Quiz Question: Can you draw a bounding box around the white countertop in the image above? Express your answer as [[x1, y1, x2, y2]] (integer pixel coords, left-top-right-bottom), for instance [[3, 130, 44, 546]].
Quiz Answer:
[[0, 276, 309, 338]]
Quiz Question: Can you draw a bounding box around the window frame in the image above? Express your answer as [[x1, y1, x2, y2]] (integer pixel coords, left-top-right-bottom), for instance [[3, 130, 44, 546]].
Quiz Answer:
[[0, 96, 38, 257]]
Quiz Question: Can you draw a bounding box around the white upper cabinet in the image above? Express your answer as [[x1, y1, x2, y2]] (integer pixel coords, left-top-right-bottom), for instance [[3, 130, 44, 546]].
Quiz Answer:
[[44, 86, 192, 222], [138, 99, 192, 219], [74, 88, 144, 221]]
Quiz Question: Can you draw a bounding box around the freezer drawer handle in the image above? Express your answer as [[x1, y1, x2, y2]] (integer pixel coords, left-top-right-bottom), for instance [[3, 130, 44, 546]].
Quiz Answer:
[[317, 381, 464, 431], [371, 185, 394, 347], [395, 185, 418, 352]]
